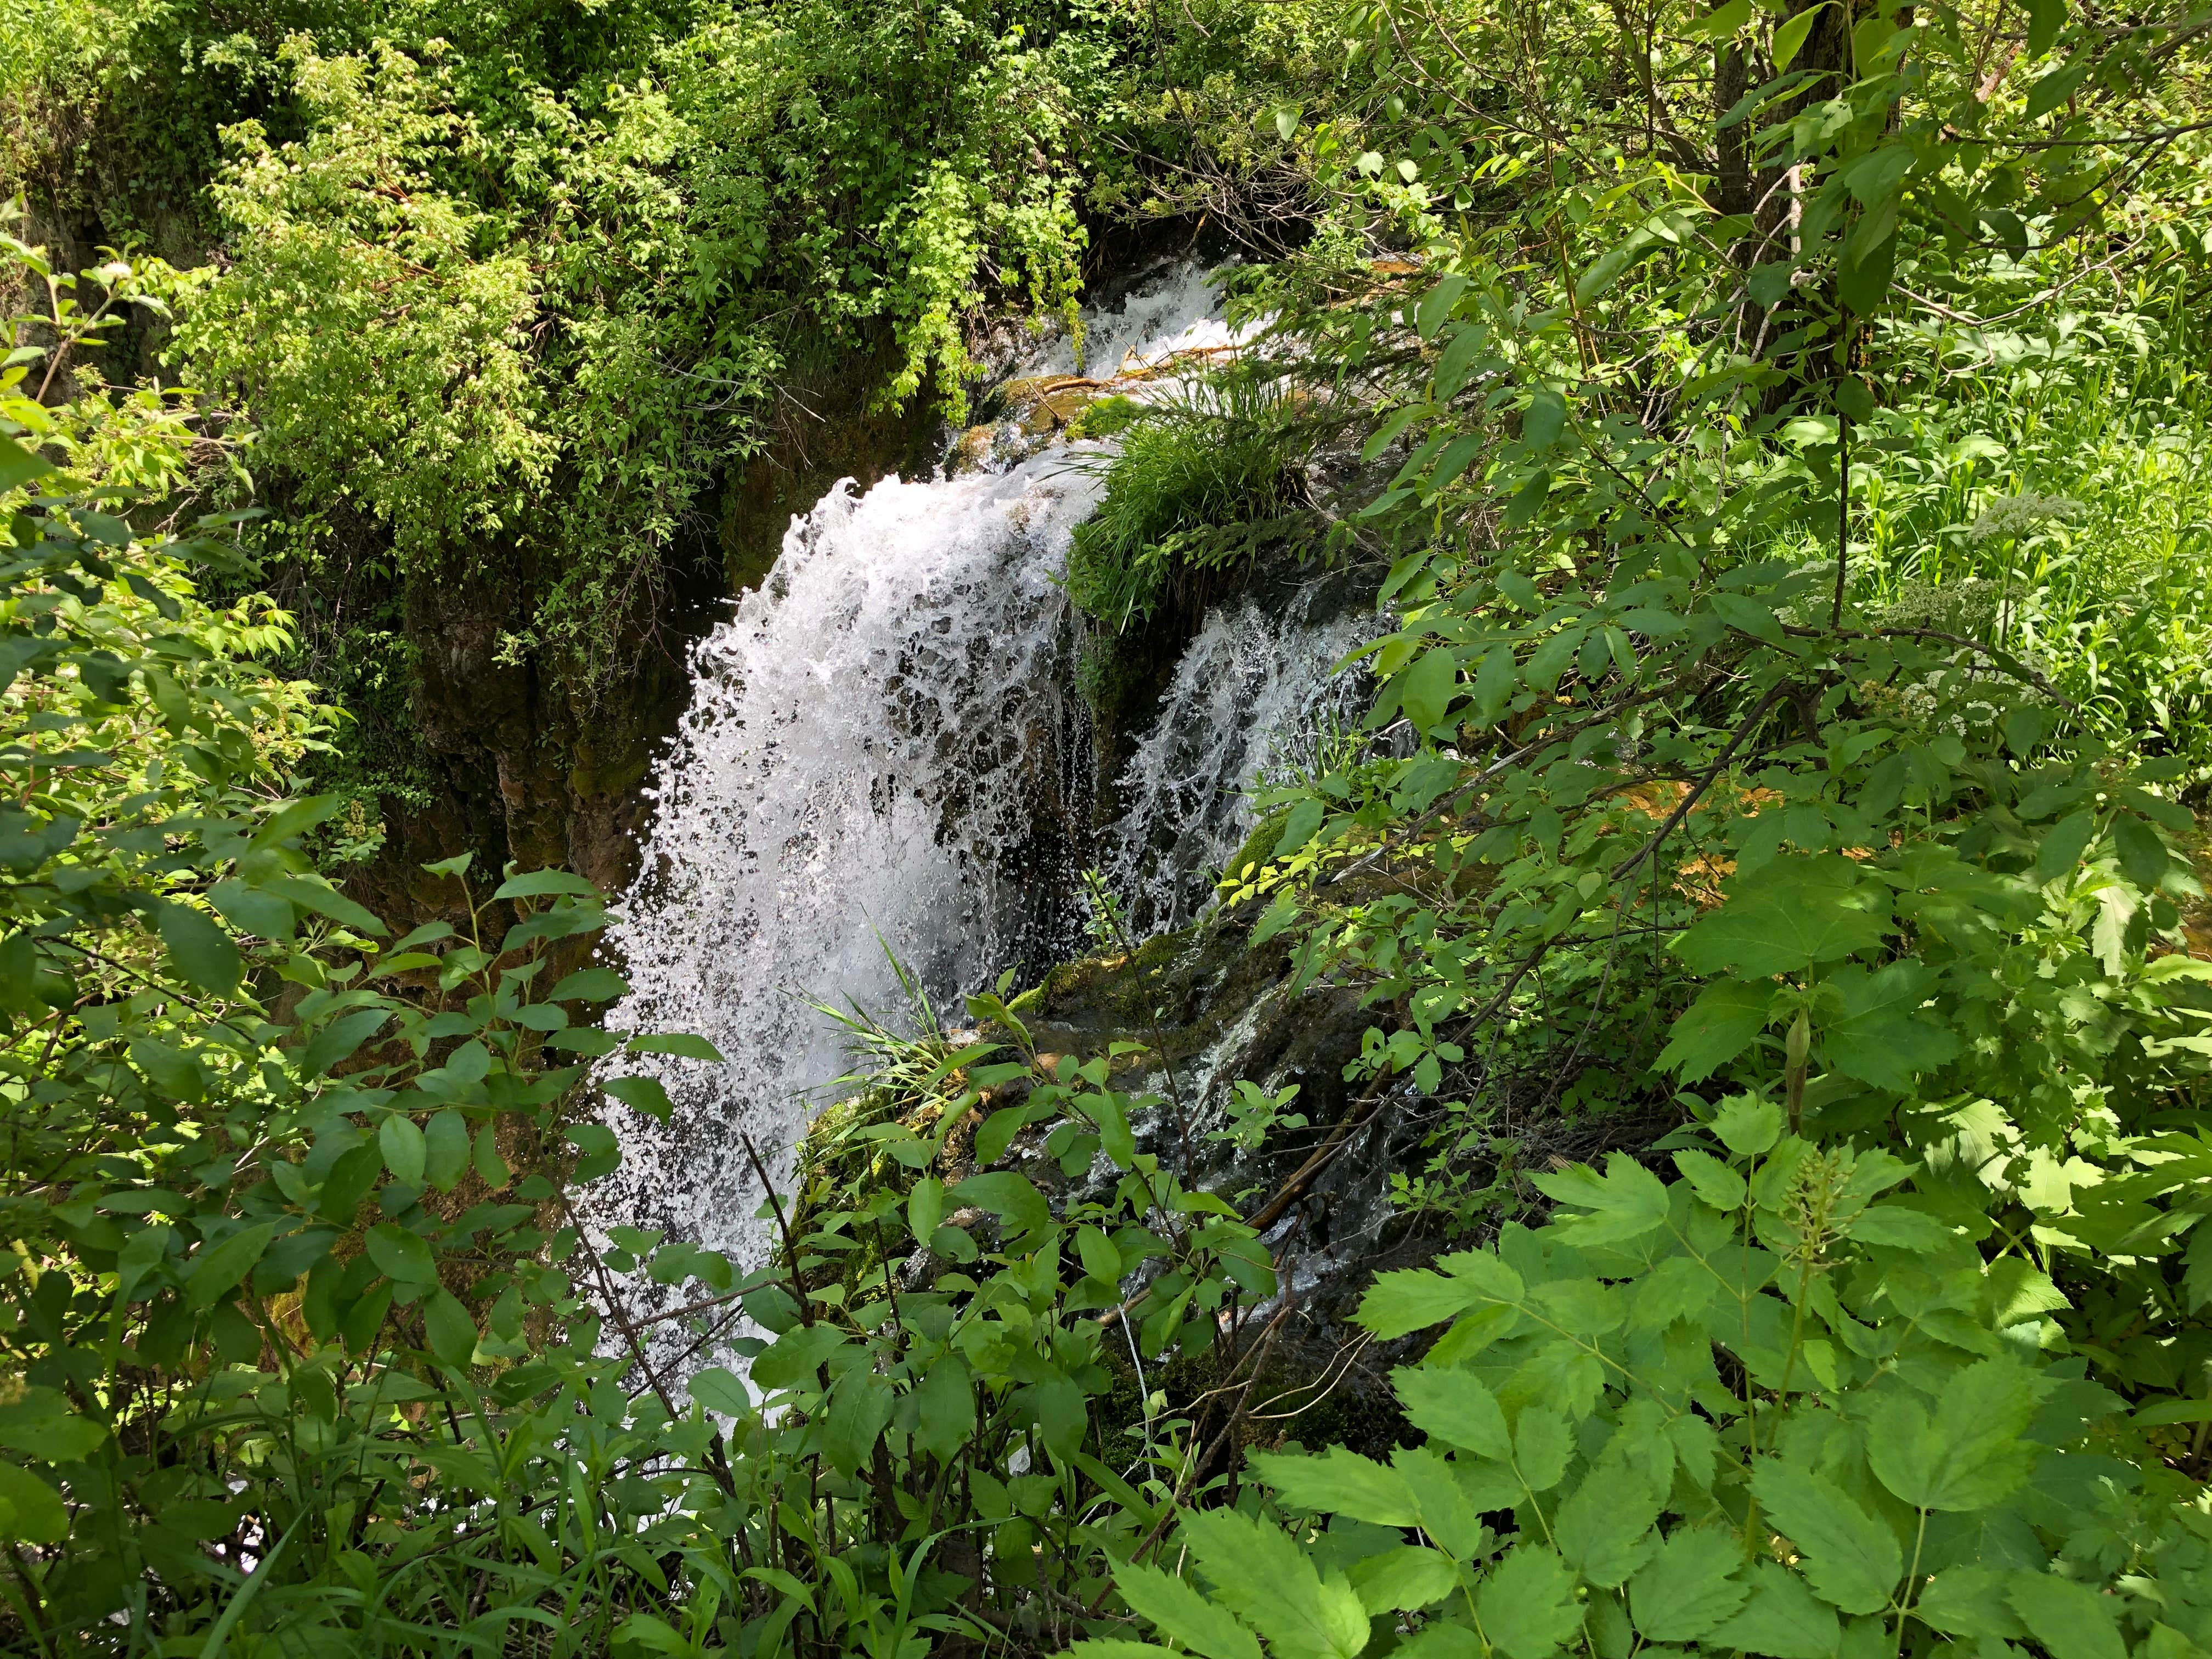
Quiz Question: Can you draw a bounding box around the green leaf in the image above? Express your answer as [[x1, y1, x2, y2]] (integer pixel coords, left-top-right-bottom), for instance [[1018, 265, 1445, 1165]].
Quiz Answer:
[[156, 901, 241, 994], [423, 1289, 477, 1366], [1658, 979, 1774, 1082], [300, 1008, 391, 1079], [603, 1075, 674, 1122], [424, 1109, 470, 1192], [1416, 275, 1469, 340], [625, 1033, 724, 1062], [267, 874, 388, 935], [1392, 1364, 1511, 1460], [1118, 1559, 1264, 1659], [1711, 1094, 1782, 1157], [1672, 1148, 1747, 1212], [1867, 1360, 2039, 1511], [1821, 961, 1959, 1091], [2112, 814, 2170, 888], [1279, 798, 1326, 856], [910, 1177, 946, 1245], [1773, 2, 1827, 69], [1750, 1462, 1900, 1615], [208, 878, 295, 941], [551, 966, 628, 1001], [2034, 810, 2096, 884], [1435, 327, 1488, 399], [1477, 1544, 1582, 1659], [1530, 1153, 1669, 1244], [1510, 1406, 1572, 1490], [0, 435, 56, 494], [1674, 855, 1892, 978], [492, 870, 600, 900], [187, 1222, 275, 1311], [2005, 1573, 2124, 1659], [689, 1367, 752, 1417], [1915, 1567, 2028, 1641], [2025, 0, 2066, 53], [1250, 1446, 1417, 1527], [1627, 1526, 1747, 1641], [1348, 1546, 1458, 1615], [1522, 387, 1566, 450], [1181, 1508, 1368, 1659], [2023, 55, 2092, 121], [380, 1114, 427, 1188], [1556, 1466, 1661, 1587], [1688, 0, 1754, 40], [0, 1464, 69, 1544], [364, 1223, 438, 1286], [1398, 647, 1461, 735], [1707, 1560, 1843, 1658]]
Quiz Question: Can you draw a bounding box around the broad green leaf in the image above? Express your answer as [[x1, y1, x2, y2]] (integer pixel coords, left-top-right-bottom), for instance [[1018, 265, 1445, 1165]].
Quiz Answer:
[[1510, 1405, 1572, 1490], [551, 966, 628, 1001], [1181, 1508, 1368, 1659], [1674, 856, 1892, 977], [364, 1223, 438, 1286], [1349, 1546, 1457, 1615], [2112, 814, 2170, 888], [1477, 1545, 1581, 1659], [156, 901, 241, 994], [0, 435, 55, 494], [1707, 1560, 1842, 1658], [424, 1109, 470, 1192], [0, 1464, 69, 1544], [1555, 1465, 1661, 1587], [1522, 387, 1566, 450], [1392, 1364, 1511, 1460], [1398, 647, 1461, 735], [187, 1222, 275, 1311], [492, 870, 599, 900], [1416, 275, 1468, 340], [1530, 1153, 1669, 1244], [1118, 1560, 1263, 1659], [1358, 1267, 1488, 1338], [1627, 1526, 1746, 1641], [1711, 1094, 1782, 1157], [2025, 0, 2066, 53], [1821, 961, 1959, 1091], [423, 1289, 477, 1365], [1750, 1462, 1900, 1614], [380, 1113, 427, 1188], [1250, 1446, 1417, 1527], [1773, 2, 1827, 68], [603, 1075, 674, 1122], [1672, 1149, 1747, 1211], [1867, 1360, 2039, 1511], [2034, 810, 2096, 884], [1688, 0, 1754, 40], [1658, 979, 1774, 1082], [1916, 1567, 2028, 1641], [626, 1033, 724, 1062], [2005, 1572, 2124, 1659]]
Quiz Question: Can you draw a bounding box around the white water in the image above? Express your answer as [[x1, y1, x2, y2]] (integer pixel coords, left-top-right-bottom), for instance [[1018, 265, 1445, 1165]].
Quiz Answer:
[[597, 266, 1364, 1334]]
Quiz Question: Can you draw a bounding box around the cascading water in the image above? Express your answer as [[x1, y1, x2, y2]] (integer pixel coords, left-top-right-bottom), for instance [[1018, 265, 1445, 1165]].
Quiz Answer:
[[596, 265, 1372, 1339]]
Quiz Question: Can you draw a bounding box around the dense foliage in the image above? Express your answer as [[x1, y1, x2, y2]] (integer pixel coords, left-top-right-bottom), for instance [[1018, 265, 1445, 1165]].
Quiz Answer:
[[3, 0, 2212, 1652]]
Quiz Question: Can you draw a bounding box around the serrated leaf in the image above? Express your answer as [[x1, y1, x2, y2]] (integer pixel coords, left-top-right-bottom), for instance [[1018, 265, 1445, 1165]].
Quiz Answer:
[[1181, 1508, 1368, 1659], [1477, 1545, 1581, 1659], [2112, 814, 2170, 889], [1821, 961, 1959, 1091], [1674, 856, 1893, 977], [1659, 979, 1774, 1082], [1116, 1560, 1263, 1659], [1250, 1446, 1417, 1526], [1708, 1559, 1842, 1658], [1349, 1546, 1457, 1615], [1627, 1526, 1746, 1641], [1750, 1462, 1900, 1614], [1528, 1153, 1670, 1244], [1392, 1364, 1511, 1460], [1866, 1360, 2038, 1511], [2006, 1572, 2123, 1659], [1556, 1465, 1662, 1586]]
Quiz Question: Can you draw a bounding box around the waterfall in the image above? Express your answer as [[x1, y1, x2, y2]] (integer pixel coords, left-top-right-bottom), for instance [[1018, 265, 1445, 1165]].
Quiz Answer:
[[596, 265, 1368, 1334]]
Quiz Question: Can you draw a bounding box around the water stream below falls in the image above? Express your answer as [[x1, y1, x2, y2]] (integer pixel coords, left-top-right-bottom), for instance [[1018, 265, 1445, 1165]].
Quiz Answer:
[[596, 266, 1370, 1334]]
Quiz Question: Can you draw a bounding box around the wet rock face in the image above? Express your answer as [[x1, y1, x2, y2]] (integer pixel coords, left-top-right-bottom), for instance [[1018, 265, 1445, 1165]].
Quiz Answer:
[[1002, 903, 1449, 1447]]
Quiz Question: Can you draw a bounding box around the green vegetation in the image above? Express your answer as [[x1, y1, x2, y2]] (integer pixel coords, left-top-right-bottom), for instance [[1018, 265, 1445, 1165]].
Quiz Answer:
[[5, 0, 2212, 1652]]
